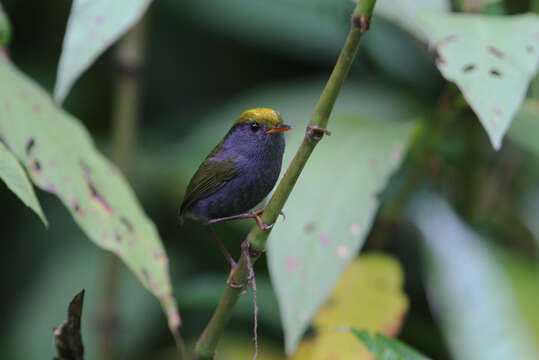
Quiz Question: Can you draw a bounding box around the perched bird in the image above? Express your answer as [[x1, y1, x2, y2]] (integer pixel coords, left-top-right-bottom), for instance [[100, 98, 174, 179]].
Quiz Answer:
[[179, 108, 291, 267]]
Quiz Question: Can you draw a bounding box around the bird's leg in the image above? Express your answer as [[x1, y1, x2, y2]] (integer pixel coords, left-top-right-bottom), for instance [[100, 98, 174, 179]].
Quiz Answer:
[[207, 208, 286, 231], [205, 225, 237, 268], [205, 225, 246, 288]]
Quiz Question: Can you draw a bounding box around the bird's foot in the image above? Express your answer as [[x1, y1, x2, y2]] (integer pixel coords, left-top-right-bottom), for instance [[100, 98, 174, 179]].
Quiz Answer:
[[306, 125, 331, 142], [250, 208, 286, 231]]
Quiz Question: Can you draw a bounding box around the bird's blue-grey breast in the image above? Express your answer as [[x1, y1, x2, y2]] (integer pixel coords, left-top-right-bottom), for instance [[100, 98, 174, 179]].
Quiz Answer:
[[182, 121, 286, 222]]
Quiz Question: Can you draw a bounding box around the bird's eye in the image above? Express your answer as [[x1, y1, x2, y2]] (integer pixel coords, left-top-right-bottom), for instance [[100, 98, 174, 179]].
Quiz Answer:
[[250, 122, 260, 132]]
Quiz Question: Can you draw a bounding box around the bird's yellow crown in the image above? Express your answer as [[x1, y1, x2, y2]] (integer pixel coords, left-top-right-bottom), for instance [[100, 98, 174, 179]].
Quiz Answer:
[[234, 108, 282, 127]]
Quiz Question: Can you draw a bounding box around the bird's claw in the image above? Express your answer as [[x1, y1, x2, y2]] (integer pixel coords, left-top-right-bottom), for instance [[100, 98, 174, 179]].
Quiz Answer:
[[252, 209, 286, 230]]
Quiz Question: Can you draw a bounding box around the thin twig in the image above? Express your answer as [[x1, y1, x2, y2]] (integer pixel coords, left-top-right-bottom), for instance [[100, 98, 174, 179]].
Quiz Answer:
[[193, 1, 378, 358], [243, 243, 258, 359]]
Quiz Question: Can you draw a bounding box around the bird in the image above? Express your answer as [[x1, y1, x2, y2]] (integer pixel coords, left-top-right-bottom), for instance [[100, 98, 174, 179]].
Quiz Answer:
[[179, 107, 291, 270]]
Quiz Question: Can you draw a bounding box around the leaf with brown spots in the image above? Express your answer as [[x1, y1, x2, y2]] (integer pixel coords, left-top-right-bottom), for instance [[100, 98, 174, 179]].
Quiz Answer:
[[268, 115, 417, 354], [421, 13, 539, 149], [290, 254, 410, 360], [54, 0, 152, 103], [0, 53, 180, 341]]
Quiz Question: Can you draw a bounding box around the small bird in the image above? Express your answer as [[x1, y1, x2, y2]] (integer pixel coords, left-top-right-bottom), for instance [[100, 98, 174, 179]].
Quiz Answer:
[[179, 108, 291, 268]]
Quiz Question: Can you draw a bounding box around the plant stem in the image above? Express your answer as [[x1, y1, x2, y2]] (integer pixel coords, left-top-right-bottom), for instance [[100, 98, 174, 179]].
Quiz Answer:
[[97, 17, 148, 360], [193, 1, 377, 358]]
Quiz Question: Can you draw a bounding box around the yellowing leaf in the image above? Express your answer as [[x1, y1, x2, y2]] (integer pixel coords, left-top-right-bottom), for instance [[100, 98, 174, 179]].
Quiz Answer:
[[0, 53, 180, 339], [293, 331, 373, 360], [314, 254, 408, 334], [291, 253, 409, 360]]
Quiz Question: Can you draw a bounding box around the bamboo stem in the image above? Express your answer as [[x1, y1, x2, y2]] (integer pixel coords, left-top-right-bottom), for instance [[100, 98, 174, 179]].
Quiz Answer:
[[193, 1, 378, 358]]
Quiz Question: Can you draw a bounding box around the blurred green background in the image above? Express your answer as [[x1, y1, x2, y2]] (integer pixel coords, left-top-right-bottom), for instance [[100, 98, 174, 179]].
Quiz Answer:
[[1, 0, 538, 359]]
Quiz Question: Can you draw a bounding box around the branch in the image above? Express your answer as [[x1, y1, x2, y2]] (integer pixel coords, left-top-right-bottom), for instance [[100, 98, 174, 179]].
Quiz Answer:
[[193, 1, 377, 358]]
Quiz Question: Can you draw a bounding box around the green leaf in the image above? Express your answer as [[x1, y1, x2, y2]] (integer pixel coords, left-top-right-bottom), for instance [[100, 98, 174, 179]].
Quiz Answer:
[[508, 99, 539, 155], [291, 254, 409, 360], [54, 0, 152, 103], [0, 141, 47, 225], [269, 112, 419, 354], [374, 0, 450, 42], [420, 13, 539, 149], [351, 330, 431, 360], [0, 53, 180, 338], [410, 193, 539, 360], [0, 2, 10, 47]]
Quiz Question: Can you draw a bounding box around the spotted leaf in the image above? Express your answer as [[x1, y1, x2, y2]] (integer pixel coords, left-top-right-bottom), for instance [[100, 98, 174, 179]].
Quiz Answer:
[[0, 53, 180, 339], [269, 115, 417, 354], [421, 13, 539, 149]]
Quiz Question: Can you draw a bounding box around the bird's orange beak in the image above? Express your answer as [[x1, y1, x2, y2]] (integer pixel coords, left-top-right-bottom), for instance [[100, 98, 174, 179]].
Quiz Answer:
[[264, 124, 292, 134]]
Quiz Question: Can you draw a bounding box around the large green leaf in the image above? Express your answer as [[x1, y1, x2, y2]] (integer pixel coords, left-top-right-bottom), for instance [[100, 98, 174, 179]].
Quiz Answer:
[[291, 254, 409, 360], [54, 0, 152, 103], [0, 53, 179, 338], [269, 112, 418, 354], [410, 193, 539, 360], [508, 99, 539, 156], [352, 330, 431, 360], [0, 141, 46, 224], [420, 13, 539, 149], [374, 0, 450, 42], [0, 1, 10, 47]]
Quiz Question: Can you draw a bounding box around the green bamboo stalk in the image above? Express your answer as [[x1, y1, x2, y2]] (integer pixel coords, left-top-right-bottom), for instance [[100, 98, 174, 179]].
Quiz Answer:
[[193, 1, 377, 358]]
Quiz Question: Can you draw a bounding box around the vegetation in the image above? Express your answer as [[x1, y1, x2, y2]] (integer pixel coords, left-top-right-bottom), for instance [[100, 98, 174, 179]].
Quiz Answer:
[[0, 0, 538, 359]]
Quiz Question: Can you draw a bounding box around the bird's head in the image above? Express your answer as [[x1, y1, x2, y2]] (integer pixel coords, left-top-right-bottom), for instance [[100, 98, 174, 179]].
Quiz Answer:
[[234, 108, 292, 136], [219, 108, 292, 157]]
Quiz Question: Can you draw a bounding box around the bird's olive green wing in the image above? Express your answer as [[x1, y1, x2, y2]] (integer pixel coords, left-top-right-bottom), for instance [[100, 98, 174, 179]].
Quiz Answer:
[[179, 156, 237, 217]]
